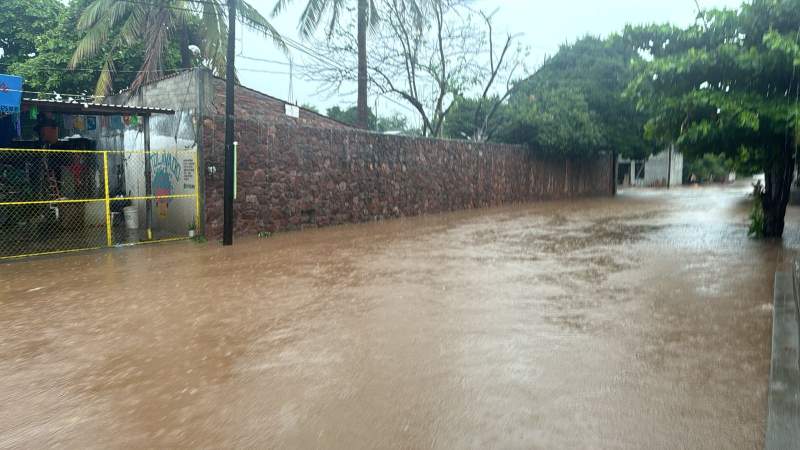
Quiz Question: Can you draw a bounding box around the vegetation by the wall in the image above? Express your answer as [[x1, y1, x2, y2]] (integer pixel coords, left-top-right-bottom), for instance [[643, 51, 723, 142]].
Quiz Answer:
[[499, 36, 650, 160], [683, 154, 735, 184]]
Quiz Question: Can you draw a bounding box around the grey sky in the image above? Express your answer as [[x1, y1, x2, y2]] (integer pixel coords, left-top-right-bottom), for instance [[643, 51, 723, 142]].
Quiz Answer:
[[237, 0, 744, 123]]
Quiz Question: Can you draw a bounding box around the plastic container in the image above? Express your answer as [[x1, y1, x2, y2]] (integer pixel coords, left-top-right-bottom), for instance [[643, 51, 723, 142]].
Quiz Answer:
[[123, 206, 139, 230]]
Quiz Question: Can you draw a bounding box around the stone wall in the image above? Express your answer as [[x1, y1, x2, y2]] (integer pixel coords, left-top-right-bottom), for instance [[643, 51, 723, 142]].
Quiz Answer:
[[202, 120, 614, 237]]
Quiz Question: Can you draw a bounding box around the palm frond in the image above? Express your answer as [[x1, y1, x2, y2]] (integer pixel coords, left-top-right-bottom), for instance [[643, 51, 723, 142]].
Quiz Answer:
[[130, 7, 173, 92], [270, 0, 294, 17], [297, 0, 331, 38], [368, 0, 379, 28], [238, 0, 287, 52], [70, 19, 113, 68], [94, 55, 117, 98], [201, 2, 227, 76], [120, 8, 147, 43], [77, 0, 117, 30]]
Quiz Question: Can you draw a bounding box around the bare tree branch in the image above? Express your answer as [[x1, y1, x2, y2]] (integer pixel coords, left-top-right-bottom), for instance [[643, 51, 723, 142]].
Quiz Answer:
[[298, 0, 527, 139]]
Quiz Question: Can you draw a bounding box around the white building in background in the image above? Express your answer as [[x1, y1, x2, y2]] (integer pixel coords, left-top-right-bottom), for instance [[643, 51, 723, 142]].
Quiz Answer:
[[617, 144, 683, 188]]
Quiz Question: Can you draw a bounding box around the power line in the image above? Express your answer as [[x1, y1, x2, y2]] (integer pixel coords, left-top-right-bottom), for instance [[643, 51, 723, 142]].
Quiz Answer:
[[0, 64, 289, 76], [238, 67, 291, 75], [237, 54, 308, 68], [0, 64, 197, 74], [270, 32, 356, 75]]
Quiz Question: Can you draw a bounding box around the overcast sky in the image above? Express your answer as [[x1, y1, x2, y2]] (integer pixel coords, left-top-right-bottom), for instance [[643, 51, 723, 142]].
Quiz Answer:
[[237, 0, 744, 124]]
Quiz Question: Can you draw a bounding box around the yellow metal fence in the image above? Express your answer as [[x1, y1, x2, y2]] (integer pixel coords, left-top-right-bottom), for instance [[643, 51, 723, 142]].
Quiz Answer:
[[0, 148, 200, 260]]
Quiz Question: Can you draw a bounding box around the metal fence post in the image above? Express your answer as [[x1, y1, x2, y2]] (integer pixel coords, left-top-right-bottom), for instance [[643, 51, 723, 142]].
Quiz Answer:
[[144, 115, 153, 241], [194, 153, 201, 235], [103, 151, 112, 247]]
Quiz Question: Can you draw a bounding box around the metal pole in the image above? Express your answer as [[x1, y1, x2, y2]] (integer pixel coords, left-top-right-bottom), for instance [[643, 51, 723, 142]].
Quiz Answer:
[[233, 141, 238, 200], [143, 115, 153, 240], [193, 152, 201, 236], [356, 0, 368, 129], [223, 0, 236, 246], [667, 143, 673, 189], [612, 151, 618, 196], [103, 151, 112, 246]]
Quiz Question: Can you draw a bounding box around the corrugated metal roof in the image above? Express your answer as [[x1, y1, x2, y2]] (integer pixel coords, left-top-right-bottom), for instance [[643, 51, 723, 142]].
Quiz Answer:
[[114, 70, 191, 95], [22, 98, 175, 116]]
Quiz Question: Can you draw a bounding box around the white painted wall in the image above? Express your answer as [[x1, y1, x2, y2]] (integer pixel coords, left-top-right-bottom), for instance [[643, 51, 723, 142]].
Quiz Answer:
[[120, 113, 198, 237], [643, 146, 683, 187]]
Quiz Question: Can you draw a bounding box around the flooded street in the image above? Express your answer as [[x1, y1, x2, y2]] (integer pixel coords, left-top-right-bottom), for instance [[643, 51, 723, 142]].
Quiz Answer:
[[0, 184, 794, 449]]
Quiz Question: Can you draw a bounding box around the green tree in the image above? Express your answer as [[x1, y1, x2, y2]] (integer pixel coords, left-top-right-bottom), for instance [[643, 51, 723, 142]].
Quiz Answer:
[[326, 105, 413, 133], [684, 153, 735, 183], [326, 105, 377, 129], [499, 85, 605, 155], [300, 103, 319, 113], [70, 0, 284, 97], [625, 0, 800, 237], [376, 113, 412, 133], [444, 95, 509, 141], [508, 35, 649, 159], [0, 0, 62, 70], [10, 0, 144, 96]]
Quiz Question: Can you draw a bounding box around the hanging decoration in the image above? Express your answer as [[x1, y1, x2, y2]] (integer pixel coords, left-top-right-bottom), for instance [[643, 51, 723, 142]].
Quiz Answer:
[[29, 106, 38, 120]]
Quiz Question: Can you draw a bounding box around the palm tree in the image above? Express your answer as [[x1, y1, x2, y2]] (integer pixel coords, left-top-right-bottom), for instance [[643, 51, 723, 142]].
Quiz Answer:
[[271, 0, 378, 129], [70, 0, 284, 98]]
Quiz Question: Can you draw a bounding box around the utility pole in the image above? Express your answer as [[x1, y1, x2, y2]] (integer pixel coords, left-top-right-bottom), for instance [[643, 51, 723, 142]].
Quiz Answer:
[[356, 0, 368, 129], [223, 0, 236, 246], [667, 143, 673, 189]]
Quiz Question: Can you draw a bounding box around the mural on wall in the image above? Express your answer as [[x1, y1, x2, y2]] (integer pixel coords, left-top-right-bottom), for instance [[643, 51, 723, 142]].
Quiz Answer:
[[151, 153, 182, 218]]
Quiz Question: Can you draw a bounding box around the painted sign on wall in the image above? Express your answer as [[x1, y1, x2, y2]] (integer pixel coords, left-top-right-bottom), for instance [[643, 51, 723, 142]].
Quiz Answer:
[[151, 153, 182, 218]]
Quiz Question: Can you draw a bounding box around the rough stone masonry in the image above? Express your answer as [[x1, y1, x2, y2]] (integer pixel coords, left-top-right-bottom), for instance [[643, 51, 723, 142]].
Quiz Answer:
[[202, 119, 614, 237]]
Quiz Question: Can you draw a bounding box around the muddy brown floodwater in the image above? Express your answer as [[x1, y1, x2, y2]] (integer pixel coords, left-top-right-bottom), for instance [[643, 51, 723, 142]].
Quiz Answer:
[[1, 184, 798, 449]]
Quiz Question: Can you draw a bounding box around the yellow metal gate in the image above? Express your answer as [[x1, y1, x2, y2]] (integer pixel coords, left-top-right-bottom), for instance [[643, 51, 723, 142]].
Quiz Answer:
[[0, 148, 200, 260]]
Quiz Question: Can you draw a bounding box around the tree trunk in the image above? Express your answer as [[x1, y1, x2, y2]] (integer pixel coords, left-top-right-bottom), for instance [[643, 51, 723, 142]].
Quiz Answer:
[[356, 0, 369, 130], [762, 144, 795, 238]]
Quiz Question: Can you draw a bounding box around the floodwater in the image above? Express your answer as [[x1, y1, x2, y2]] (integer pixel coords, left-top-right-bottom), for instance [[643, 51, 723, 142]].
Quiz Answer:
[[0, 184, 795, 449]]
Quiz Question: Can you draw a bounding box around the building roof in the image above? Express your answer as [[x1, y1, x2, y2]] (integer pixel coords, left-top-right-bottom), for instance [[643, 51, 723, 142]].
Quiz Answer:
[[117, 68, 353, 129], [22, 98, 175, 116]]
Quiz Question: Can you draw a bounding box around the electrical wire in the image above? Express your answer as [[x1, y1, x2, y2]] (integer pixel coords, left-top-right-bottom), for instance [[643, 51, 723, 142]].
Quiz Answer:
[[237, 54, 308, 68], [0, 64, 197, 74], [0, 65, 290, 76]]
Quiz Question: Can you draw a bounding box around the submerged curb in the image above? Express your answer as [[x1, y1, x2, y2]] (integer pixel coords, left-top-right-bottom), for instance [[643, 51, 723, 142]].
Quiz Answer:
[[765, 269, 800, 449]]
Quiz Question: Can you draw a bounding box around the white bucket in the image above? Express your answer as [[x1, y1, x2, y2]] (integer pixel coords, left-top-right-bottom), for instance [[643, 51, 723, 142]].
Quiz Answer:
[[123, 206, 139, 230]]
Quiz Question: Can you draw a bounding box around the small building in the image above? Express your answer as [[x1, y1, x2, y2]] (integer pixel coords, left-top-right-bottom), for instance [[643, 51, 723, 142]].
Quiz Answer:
[[0, 68, 350, 259], [617, 145, 683, 188], [0, 90, 184, 259]]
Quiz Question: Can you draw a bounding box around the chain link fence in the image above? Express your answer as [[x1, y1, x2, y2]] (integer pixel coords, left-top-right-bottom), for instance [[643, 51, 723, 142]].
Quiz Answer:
[[0, 148, 199, 260]]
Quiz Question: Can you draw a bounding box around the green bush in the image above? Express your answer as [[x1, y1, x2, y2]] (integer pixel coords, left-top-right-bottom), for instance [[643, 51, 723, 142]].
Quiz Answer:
[[684, 153, 734, 183]]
